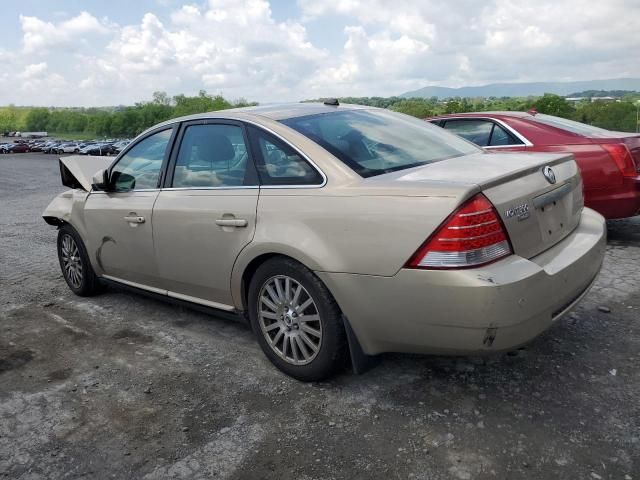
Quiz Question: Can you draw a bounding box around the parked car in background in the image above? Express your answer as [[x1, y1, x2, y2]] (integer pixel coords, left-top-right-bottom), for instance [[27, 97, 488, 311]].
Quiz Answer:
[[427, 112, 640, 219], [112, 140, 130, 154], [42, 142, 61, 154], [6, 142, 31, 153], [29, 142, 46, 152], [56, 143, 81, 154], [79, 143, 115, 156], [43, 103, 606, 380]]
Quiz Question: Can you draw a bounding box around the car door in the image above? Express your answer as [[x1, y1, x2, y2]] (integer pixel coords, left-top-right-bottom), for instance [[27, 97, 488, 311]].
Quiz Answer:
[[441, 119, 527, 151], [152, 120, 260, 309], [83, 127, 175, 289]]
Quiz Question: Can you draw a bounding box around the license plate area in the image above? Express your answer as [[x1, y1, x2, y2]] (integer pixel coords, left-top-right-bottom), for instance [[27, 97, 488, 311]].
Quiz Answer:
[[534, 183, 573, 243]]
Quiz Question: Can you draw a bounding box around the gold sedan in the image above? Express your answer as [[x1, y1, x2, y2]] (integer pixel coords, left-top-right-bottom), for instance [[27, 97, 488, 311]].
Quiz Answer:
[[44, 102, 606, 380]]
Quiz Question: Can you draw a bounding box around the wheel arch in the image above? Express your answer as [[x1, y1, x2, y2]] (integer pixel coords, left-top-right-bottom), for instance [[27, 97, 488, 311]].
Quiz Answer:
[[233, 249, 376, 375], [233, 248, 323, 314]]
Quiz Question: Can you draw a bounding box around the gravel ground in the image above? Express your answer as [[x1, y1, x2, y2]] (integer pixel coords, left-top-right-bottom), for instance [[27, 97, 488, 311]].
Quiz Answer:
[[0, 153, 638, 480]]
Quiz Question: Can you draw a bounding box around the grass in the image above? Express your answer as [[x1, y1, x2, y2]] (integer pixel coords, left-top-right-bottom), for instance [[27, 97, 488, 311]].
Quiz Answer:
[[48, 131, 105, 141]]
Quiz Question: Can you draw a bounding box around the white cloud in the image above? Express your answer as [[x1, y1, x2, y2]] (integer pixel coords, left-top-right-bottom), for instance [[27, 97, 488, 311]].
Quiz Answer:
[[0, 0, 639, 106], [20, 11, 109, 53], [18, 62, 48, 79], [78, 0, 328, 102]]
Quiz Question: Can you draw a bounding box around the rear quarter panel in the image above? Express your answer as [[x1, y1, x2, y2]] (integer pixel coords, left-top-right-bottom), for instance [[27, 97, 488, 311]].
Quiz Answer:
[[230, 191, 465, 308]]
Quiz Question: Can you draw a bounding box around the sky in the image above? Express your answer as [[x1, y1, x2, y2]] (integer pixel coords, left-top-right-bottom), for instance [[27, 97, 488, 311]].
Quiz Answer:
[[1, 0, 639, 106]]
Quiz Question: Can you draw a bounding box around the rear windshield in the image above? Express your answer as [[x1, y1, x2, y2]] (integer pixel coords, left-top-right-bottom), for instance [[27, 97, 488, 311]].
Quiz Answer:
[[280, 109, 480, 177], [528, 113, 611, 137]]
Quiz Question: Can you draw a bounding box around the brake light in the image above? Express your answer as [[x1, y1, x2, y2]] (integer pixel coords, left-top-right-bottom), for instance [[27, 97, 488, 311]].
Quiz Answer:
[[406, 194, 512, 269], [602, 143, 637, 177]]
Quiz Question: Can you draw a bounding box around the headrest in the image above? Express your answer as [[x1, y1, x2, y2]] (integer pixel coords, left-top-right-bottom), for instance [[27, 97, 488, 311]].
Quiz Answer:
[[189, 132, 236, 163]]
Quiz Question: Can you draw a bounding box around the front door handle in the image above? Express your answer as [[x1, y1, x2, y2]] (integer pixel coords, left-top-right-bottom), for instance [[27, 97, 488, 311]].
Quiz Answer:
[[124, 215, 145, 224], [215, 218, 248, 228]]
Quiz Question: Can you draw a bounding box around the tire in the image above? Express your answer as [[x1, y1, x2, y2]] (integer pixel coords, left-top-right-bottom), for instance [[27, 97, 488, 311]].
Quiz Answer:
[[248, 257, 347, 381], [57, 224, 102, 296]]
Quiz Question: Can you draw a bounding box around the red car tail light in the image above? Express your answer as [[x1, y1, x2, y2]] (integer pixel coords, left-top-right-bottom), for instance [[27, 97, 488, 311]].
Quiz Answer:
[[602, 143, 637, 177], [406, 194, 512, 269]]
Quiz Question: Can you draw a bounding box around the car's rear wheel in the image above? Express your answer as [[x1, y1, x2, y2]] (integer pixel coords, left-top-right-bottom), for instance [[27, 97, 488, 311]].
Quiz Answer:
[[57, 225, 101, 296], [248, 257, 347, 381]]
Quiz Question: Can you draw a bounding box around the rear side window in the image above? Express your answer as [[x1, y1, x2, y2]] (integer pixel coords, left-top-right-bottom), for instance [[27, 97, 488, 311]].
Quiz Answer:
[[443, 119, 523, 147], [172, 124, 253, 188], [443, 120, 493, 146], [247, 125, 323, 186], [489, 124, 517, 146]]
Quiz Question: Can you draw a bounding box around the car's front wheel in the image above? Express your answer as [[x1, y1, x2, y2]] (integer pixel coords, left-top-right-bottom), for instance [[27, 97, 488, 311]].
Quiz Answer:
[[57, 225, 101, 296], [248, 257, 347, 381]]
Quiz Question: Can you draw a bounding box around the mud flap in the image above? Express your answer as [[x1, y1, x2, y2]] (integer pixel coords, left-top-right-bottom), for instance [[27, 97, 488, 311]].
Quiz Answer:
[[342, 316, 379, 375]]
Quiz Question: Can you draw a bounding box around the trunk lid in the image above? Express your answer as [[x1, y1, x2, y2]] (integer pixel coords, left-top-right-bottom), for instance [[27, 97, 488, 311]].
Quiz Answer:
[[59, 155, 114, 191], [367, 151, 584, 259]]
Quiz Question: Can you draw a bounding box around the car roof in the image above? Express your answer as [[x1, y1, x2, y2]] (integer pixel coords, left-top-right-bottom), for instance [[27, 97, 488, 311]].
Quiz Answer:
[[147, 102, 372, 133], [430, 111, 533, 119]]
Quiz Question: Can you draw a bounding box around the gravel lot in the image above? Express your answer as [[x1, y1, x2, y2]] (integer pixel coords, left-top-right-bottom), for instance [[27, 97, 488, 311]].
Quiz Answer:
[[1, 152, 638, 480]]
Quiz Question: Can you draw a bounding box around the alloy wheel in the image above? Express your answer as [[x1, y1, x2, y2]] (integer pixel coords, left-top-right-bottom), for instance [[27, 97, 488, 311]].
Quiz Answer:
[[61, 234, 83, 289], [258, 275, 322, 365]]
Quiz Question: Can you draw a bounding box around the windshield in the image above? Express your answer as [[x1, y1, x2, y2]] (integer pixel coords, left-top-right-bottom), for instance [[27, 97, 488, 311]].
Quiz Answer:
[[281, 109, 480, 177], [528, 113, 611, 136]]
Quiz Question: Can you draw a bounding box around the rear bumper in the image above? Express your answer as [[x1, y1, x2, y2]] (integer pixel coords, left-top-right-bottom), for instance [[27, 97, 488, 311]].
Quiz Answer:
[[586, 176, 640, 219], [318, 208, 607, 356]]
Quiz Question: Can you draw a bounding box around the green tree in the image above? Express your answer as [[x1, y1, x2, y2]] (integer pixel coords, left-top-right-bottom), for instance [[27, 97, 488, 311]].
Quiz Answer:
[[24, 107, 50, 131], [533, 94, 574, 117], [389, 99, 435, 118]]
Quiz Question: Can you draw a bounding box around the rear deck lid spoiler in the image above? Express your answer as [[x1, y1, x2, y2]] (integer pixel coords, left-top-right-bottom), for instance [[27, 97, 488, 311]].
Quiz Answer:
[[59, 155, 114, 191]]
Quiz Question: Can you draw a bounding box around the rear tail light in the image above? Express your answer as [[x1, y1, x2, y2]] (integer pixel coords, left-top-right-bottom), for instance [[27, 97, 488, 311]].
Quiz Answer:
[[602, 143, 638, 177], [406, 194, 512, 269]]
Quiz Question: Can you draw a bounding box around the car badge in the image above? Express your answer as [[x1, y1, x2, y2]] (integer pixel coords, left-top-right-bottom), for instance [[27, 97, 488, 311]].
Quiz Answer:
[[542, 166, 556, 184], [505, 203, 530, 221]]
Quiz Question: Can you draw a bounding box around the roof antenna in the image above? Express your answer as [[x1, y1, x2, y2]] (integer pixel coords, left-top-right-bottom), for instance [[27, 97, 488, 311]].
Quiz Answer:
[[527, 108, 538, 116], [323, 98, 339, 106]]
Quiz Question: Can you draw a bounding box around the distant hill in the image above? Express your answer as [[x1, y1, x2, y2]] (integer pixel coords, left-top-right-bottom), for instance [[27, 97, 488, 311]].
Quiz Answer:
[[566, 90, 639, 98], [400, 78, 640, 99]]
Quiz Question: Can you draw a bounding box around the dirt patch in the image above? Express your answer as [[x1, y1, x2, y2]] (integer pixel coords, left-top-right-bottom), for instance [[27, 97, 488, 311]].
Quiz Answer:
[[112, 329, 153, 344], [0, 348, 34, 374], [48, 367, 73, 381]]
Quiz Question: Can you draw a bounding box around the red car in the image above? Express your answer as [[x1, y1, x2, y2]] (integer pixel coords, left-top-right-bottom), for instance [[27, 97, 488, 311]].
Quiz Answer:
[[427, 112, 640, 219], [8, 143, 31, 153]]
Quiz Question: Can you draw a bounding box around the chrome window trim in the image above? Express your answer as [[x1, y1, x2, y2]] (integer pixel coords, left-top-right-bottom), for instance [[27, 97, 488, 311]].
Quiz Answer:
[[160, 186, 259, 191], [90, 188, 161, 194], [440, 116, 534, 148], [241, 118, 328, 189], [163, 117, 328, 190]]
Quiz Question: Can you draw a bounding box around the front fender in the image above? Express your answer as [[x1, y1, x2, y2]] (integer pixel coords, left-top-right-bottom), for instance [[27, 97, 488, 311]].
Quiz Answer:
[[42, 189, 90, 241]]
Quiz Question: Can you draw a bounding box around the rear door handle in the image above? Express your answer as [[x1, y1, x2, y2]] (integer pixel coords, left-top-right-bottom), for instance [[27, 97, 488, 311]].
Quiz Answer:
[[215, 218, 248, 228], [124, 215, 145, 224]]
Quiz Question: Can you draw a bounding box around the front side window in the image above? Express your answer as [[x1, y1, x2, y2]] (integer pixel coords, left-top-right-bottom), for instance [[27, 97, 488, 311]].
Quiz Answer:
[[247, 126, 323, 185], [281, 110, 479, 178], [111, 128, 172, 191], [172, 124, 252, 188]]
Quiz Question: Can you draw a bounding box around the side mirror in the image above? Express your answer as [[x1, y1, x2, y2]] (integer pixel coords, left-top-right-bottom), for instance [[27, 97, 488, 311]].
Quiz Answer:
[[91, 169, 110, 191]]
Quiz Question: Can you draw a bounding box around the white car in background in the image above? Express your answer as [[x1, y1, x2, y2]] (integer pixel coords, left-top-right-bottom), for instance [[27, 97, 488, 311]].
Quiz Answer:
[[56, 143, 81, 154]]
